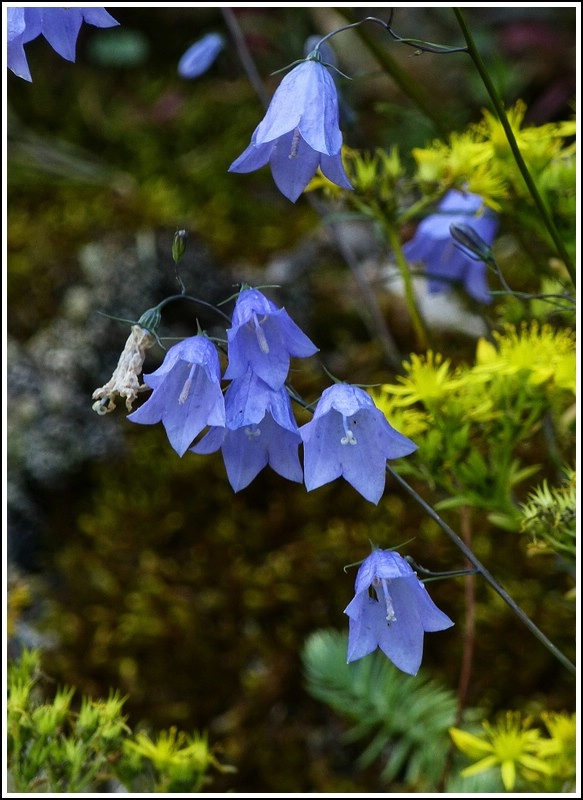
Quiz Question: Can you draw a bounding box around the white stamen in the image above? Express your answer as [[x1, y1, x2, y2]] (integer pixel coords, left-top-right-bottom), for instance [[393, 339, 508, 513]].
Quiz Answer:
[[289, 128, 300, 159], [253, 312, 270, 354], [384, 590, 397, 625], [178, 364, 197, 405], [373, 577, 397, 624], [340, 416, 357, 446], [245, 425, 261, 439]]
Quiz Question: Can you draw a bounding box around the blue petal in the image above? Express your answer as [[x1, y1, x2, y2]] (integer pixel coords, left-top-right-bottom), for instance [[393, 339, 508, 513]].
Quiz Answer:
[[319, 151, 353, 191], [375, 578, 426, 675], [79, 8, 120, 28], [228, 140, 272, 173], [301, 388, 416, 503], [20, 9, 43, 44], [224, 291, 317, 389], [7, 8, 26, 41], [268, 132, 321, 202], [251, 61, 343, 154], [345, 593, 379, 662], [128, 351, 225, 456], [39, 9, 84, 62], [353, 550, 414, 593], [7, 38, 32, 81], [301, 412, 346, 491], [219, 415, 302, 491], [412, 580, 454, 632], [190, 426, 226, 455], [178, 32, 225, 79]]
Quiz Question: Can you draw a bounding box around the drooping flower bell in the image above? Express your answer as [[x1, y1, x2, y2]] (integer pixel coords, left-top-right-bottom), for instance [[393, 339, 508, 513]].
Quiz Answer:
[[224, 288, 318, 390], [7, 7, 119, 82], [344, 548, 454, 675], [403, 189, 499, 303], [300, 384, 417, 504], [191, 369, 303, 491], [229, 56, 353, 202], [128, 336, 225, 456]]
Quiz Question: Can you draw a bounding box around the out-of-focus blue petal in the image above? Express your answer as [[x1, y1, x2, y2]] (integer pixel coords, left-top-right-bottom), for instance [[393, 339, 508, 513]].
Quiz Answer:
[[403, 189, 498, 303], [178, 32, 225, 79]]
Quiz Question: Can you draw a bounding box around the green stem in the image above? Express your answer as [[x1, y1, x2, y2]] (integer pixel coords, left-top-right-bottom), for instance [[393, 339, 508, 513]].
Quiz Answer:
[[453, 8, 575, 285], [383, 220, 430, 350], [386, 465, 576, 675]]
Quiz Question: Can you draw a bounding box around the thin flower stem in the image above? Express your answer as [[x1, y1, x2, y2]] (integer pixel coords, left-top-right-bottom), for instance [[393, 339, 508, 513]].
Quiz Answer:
[[453, 8, 575, 285], [221, 7, 270, 109], [225, 10, 404, 369], [386, 465, 576, 675], [383, 220, 431, 350], [457, 506, 476, 713], [308, 197, 403, 371], [157, 294, 232, 324]]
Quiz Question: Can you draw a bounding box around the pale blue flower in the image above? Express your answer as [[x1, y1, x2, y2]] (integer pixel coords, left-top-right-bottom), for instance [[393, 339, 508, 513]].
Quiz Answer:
[[128, 336, 225, 457], [191, 369, 303, 491], [229, 58, 353, 202], [345, 549, 454, 674], [7, 7, 119, 82], [224, 288, 318, 390], [300, 384, 417, 504], [403, 190, 499, 303], [178, 32, 225, 79]]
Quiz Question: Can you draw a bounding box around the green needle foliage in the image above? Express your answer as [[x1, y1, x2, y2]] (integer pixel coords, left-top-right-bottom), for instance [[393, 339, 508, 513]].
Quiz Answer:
[[302, 629, 460, 789]]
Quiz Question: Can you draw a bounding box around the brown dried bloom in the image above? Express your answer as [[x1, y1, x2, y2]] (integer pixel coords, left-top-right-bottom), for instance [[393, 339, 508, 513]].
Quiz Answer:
[[92, 325, 156, 414]]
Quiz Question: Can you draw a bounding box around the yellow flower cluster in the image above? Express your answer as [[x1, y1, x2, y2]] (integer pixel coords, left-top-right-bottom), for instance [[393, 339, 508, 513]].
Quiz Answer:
[[374, 322, 575, 435], [411, 101, 576, 213], [450, 710, 576, 791]]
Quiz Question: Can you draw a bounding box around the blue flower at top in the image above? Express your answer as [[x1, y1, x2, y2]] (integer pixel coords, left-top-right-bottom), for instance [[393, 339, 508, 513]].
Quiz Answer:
[[403, 189, 499, 303], [7, 7, 119, 82], [178, 32, 225, 79], [128, 336, 225, 457], [299, 384, 417, 505], [229, 58, 353, 202], [344, 549, 454, 675], [224, 288, 318, 390], [191, 369, 303, 491]]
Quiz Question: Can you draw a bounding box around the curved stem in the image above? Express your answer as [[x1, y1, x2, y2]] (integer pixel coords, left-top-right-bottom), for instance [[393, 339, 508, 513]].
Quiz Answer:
[[157, 294, 232, 324], [386, 465, 576, 675], [453, 8, 575, 285], [334, 9, 451, 139], [383, 220, 431, 350], [221, 7, 270, 109]]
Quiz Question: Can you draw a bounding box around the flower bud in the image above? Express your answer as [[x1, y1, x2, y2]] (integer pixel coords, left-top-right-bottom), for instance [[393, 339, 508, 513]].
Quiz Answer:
[[172, 229, 188, 264], [137, 305, 162, 334], [450, 222, 495, 264]]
